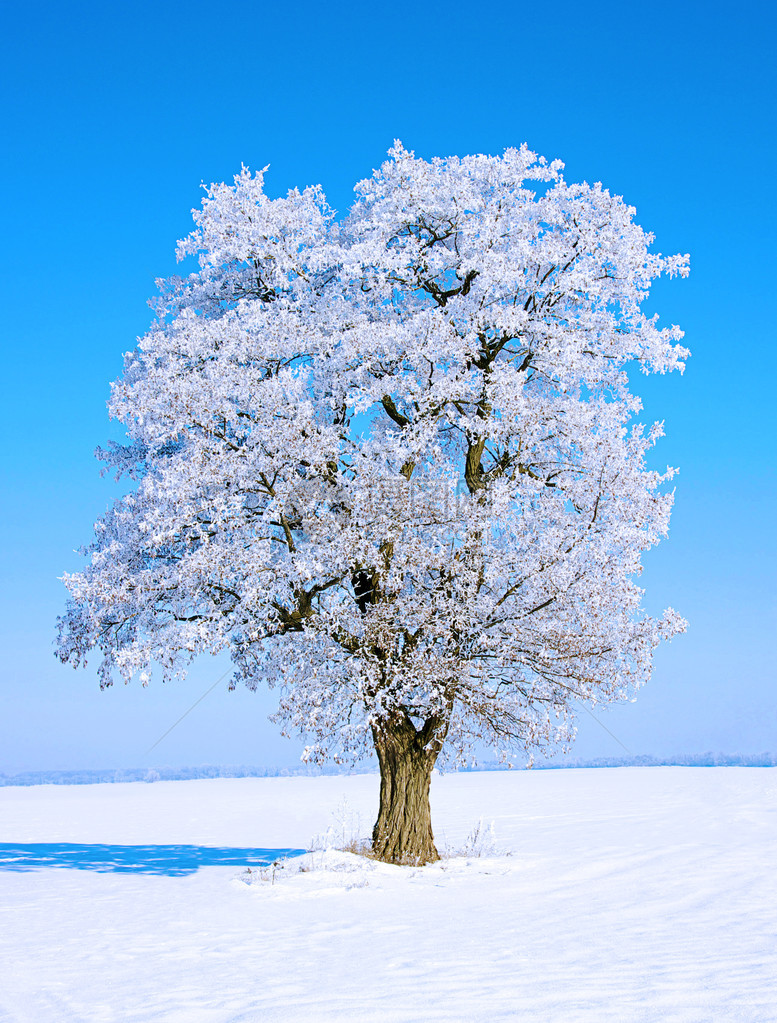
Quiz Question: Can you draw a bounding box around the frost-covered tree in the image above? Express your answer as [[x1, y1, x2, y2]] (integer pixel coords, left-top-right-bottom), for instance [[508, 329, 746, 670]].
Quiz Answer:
[[58, 144, 689, 864]]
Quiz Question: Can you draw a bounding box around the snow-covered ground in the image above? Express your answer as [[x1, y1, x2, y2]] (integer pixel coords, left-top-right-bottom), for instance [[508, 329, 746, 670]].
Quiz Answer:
[[1, 768, 775, 1022]]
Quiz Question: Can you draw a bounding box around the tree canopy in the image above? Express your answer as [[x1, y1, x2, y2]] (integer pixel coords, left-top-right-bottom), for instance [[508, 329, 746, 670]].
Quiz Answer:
[[58, 143, 689, 862]]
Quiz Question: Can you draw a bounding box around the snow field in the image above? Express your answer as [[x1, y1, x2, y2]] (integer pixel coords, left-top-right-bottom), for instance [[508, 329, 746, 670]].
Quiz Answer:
[[1, 767, 775, 1022]]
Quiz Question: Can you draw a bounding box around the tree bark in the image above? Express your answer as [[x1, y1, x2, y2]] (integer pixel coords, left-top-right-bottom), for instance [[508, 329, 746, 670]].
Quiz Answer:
[[370, 712, 447, 865]]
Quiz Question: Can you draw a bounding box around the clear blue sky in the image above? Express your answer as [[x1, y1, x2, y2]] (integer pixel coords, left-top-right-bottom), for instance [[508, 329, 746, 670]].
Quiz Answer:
[[1, 0, 775, 774]]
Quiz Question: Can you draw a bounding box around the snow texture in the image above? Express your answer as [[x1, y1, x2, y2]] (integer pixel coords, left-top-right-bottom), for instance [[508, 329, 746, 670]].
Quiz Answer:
[[1, 767, 775, 1021]]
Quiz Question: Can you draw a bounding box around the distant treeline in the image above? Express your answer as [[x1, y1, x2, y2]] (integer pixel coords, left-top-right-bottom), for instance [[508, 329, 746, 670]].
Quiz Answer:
[[2, 752, 777, 787], [0, 764, 349, 787], [528, 752, 777, 770]]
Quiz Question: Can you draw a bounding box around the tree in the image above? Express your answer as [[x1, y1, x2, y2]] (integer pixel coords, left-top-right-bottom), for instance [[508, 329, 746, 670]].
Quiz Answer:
[[57, 144, 689, 864]]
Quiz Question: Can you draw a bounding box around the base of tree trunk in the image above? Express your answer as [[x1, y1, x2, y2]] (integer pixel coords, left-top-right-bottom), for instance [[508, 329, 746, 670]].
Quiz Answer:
[[370, 714, 444, 865]]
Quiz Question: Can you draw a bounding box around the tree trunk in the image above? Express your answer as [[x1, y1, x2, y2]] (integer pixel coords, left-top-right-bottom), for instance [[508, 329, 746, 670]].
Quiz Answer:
[[370, 713, 446, 865]]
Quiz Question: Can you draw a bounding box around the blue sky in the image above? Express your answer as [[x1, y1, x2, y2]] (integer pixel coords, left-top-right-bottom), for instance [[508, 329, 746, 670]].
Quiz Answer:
[[1, 0, 775, 774]]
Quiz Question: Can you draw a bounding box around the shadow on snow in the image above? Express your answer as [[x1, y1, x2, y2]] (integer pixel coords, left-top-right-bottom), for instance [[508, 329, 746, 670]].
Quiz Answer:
[[0, 843, 306, 876]]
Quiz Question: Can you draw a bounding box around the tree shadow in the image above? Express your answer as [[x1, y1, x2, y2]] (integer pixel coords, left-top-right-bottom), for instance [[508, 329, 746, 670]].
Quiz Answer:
[[0, 843, 306, 876]]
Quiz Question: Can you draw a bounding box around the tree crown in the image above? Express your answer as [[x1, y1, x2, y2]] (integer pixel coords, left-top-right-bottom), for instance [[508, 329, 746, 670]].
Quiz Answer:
[[58, 143, 689, 766]]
